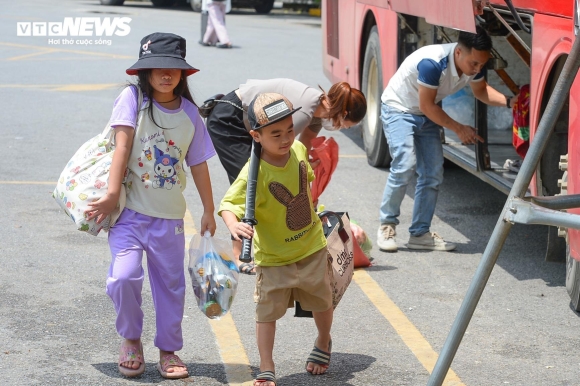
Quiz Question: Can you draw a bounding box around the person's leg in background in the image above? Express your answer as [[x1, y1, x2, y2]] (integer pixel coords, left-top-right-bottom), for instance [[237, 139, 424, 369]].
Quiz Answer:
[[377, 104, 420, 252], [202, 3, 218, 45], [406, 117, 455, 251], [207, 2, 232, 48], [214, 2, 232, 48]]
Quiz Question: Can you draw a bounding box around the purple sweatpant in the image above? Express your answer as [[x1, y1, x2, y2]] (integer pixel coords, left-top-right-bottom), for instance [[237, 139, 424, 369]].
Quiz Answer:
[[107, 208, 186, 351]]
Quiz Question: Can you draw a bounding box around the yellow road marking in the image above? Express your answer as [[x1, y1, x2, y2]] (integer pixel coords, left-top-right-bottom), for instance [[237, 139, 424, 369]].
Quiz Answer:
[[0, 181, 54, 185], [0, 42, 133, 59], [353, 270, 465, 386], [184, 209, 198, 241], [13, 184, 460, 385], [0, 83, 120, 91], [54, 84, 120, 91], [183, 209, 254, 386], [8, 49, 54, 61], [209, 315, 254, 386]]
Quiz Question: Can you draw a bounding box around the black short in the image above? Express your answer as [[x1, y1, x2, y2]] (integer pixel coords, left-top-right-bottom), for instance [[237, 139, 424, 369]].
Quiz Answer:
[[206, 90, 253, 184]]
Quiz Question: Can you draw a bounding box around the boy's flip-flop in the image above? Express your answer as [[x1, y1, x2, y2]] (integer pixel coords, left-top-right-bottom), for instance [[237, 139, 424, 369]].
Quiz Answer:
[[238, 262, 256, 275], [157, 354, 189, 379], [306, 339, 332, 375], [118, 341, 145, 378], [254, 370, 276, 385]]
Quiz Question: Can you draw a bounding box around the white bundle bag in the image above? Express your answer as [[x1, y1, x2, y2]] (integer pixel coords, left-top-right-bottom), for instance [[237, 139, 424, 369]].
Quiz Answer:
[[53, 86, 143, 235]]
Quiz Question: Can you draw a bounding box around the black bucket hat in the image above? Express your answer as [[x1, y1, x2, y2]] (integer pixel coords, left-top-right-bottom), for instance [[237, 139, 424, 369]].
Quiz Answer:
[[126, 32, 199, 76], [247, 93, 302, 131]]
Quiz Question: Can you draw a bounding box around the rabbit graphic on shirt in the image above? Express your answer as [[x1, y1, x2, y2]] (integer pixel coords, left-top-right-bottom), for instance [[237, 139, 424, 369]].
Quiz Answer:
[[268, 161, 312, 231]]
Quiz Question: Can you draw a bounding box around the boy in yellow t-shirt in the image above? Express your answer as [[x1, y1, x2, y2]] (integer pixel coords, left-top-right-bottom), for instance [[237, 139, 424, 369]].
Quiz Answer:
[[219, 93, 333, 386]]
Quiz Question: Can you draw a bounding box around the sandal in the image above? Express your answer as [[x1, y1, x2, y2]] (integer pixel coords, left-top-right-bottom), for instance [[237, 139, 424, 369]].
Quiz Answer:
[[118, 341, 145, 378], [157, 353, 189, 379], [239, 262, 256, 275], [305, 339, 332, 375], [254, 370, 276, 386]]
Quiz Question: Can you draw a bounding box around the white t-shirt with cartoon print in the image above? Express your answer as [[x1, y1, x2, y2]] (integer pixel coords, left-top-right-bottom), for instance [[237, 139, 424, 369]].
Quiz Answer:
[[109, 86, 216, 219]]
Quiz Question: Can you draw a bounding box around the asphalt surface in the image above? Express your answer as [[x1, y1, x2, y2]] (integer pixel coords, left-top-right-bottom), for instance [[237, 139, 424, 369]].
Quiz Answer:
[[1, 1, 580, 385]]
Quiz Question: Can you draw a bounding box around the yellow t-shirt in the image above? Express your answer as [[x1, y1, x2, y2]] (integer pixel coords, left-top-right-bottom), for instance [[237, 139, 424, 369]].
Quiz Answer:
[[219, 141, 327, 266]]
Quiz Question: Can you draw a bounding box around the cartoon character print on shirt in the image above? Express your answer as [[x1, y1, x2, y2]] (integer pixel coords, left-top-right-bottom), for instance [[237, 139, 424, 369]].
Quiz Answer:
[[152, 145, 180, 190], [144, 147, 152, 161], [268, 161, 312, 231]]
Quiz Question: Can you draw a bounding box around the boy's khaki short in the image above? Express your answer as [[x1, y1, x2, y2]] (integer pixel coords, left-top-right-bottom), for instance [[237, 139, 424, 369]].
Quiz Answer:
[[254, 247, 332, 322]]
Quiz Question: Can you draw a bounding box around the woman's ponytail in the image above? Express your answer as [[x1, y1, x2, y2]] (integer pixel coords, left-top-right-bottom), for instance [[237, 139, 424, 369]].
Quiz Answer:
[[321, 82, 367, 127]]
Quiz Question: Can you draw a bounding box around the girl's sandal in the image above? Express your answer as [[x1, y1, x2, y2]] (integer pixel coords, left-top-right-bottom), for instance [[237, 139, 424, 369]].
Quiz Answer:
[[118, 341, 145, 377], [157, 353, 189, 379], [305, 339, 332, 375], [254, 370, 277, 386]]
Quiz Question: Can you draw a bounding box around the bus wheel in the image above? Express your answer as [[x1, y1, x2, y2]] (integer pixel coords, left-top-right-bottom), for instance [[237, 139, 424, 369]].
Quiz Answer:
[[255, 0, 274, 14], [190, 0, 201, 12], [566, 243, 580, 311], [361, 26, 391, 168], [558, 155, 580, 310]]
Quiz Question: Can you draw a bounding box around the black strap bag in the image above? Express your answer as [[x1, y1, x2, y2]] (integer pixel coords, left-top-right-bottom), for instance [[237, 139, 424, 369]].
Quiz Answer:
[[199, 93, 225, 119], [199, 93, 245, 119]]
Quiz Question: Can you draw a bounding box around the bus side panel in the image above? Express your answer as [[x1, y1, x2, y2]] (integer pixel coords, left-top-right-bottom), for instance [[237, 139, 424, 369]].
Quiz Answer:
[[387, 0, 476, 32], [321, 0, 339, 84], [339, 5, 397, 92], [351, 3, 371, 89], [567, 63, 580, 263], [528, 14, 573, 194], [321, 0, 357, 86], [375, 8, 399, 90]]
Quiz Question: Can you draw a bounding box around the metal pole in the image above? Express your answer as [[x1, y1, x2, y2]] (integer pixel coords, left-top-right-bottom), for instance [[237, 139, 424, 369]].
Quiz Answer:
[[427, 34, 580, 386]]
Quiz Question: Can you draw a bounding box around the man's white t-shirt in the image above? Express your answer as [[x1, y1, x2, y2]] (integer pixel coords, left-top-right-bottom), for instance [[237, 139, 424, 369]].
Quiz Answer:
[[381, 43, 484, 116]]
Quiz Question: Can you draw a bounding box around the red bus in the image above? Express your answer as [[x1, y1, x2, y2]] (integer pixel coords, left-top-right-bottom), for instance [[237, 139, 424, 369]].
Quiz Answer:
[[321, 0, 580, 309]]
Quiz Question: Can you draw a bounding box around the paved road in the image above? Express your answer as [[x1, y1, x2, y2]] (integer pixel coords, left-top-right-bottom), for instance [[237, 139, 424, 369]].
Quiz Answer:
[[1, 1, 580, 385]]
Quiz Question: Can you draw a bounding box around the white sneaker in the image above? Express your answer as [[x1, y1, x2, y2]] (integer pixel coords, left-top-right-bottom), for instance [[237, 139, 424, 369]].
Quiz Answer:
[[377, 224, 397, 252], [406, 232, 456, 251], [503, 159, 522, 173]]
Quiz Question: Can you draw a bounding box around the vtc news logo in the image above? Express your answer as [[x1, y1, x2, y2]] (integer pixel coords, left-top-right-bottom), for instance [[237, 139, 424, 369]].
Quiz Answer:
[[17, 17, 132, 37]]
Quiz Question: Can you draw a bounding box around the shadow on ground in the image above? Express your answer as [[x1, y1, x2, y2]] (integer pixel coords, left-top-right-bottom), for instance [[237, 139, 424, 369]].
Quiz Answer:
[[93, 361, 228, 383], [274, 352, 376, 386]]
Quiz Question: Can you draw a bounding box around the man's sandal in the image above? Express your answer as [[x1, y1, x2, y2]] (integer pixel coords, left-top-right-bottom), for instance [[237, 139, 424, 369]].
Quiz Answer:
[[238, 262, 256, 275], [254, 370, 276, 386], [305, 339, 332, 374], [157, 353, 189, 379], [118, 341, 145, 377]]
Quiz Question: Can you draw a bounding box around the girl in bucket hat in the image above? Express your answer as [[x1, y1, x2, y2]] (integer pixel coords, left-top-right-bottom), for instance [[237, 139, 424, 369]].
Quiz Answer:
[[86, 32, 217, 379]]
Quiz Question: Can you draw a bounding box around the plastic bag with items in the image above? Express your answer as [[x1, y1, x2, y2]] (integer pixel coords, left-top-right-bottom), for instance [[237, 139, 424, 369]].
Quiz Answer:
[[350, 220, 373, 262], [188, 231, 240, 319]]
